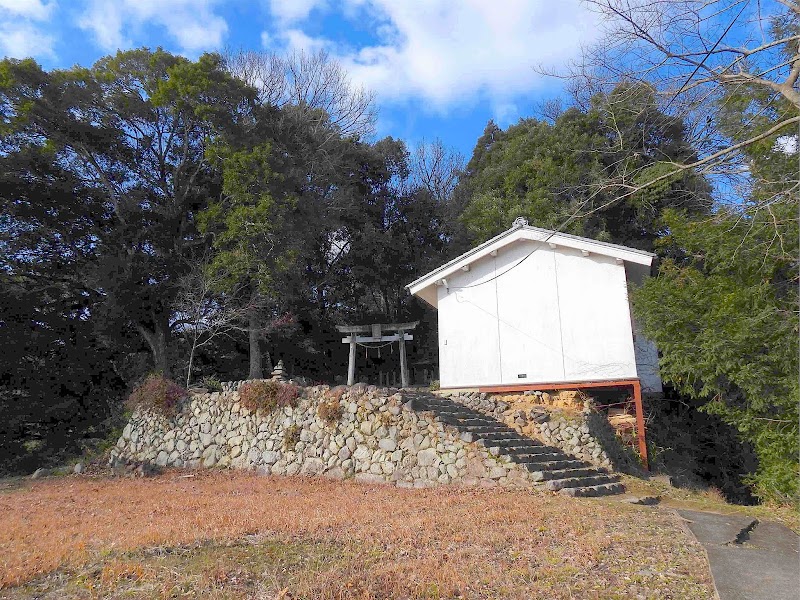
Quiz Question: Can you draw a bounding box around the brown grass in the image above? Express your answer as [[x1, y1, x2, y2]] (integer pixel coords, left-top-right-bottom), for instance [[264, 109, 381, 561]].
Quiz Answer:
[[0, 471, 714, 598], [617, 474, 800, 533]]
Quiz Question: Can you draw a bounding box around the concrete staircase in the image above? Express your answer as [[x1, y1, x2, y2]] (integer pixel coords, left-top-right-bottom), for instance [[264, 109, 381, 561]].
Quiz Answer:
[[404, 391, 625, 497]]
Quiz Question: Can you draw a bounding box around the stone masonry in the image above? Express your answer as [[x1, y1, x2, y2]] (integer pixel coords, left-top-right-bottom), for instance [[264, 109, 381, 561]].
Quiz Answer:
[[439, 390, 642, 473], [111, 383, 533, 488]]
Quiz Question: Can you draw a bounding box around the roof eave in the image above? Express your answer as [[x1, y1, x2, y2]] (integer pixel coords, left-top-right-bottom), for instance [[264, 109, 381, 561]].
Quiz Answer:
[[406, 225, 655, 299]]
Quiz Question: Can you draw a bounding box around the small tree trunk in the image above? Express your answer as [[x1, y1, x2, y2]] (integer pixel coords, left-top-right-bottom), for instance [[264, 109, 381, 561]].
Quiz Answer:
[[138, 321, 170, 378], [186, 336, 198, 388], [248, 313, 263, 380], [264, 350, 273, 374]]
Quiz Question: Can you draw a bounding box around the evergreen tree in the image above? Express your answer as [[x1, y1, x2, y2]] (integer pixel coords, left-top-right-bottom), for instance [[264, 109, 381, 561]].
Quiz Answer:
[[457, 84, 712, 247], [632, 85, 799, 504]]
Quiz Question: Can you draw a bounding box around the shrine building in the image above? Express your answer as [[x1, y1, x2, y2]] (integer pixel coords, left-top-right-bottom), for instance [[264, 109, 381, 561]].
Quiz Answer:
[[406, 218, 663, 396]]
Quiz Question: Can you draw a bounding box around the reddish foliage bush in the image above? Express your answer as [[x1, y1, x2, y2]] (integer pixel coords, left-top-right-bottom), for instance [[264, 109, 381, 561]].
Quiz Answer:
[[238, 380, 279, 412], [126, 374, 186, 418], [277, 383, 300, 408], [239, 381, 300, 413], [329, 386, 347, 401], [318, 396, 343, 424]]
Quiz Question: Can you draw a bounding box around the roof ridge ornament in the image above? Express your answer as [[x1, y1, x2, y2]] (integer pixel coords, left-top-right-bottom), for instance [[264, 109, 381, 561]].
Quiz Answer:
[[512, 216, 528, 228]]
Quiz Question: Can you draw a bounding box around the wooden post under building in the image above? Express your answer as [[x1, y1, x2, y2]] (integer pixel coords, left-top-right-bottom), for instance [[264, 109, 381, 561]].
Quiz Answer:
[[336, 322, 419, 388]]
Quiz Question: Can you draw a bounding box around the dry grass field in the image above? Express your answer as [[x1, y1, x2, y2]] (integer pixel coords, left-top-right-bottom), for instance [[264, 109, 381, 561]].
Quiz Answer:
[[0, 471, 715, 599]]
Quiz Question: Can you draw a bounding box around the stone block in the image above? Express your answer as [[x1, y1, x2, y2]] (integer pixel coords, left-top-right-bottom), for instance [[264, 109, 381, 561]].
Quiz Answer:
[[417, 448, 438, 467], [378, 438, 396, 452], [324, 467, 346, 480], [355, 473, 386, 484], [300, 458, 325, 476]]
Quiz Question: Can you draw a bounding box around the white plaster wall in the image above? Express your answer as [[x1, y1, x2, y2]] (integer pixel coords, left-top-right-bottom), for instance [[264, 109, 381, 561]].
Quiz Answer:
[[437, 253, 501, 387], [495, 241, 564, 383], [554, 249, 637, 382], [437, 240, 642, 388], [624, 262, 664, 393], [633, 324, 663, 393]]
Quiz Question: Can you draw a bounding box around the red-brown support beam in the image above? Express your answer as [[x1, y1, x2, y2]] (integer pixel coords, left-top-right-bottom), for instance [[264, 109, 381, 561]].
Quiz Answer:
[[631, 379, 649, 470], [472, 379, 642, 394]]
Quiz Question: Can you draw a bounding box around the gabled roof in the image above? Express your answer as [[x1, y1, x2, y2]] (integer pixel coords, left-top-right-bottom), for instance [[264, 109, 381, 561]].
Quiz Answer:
[[406, 223, 656, 308]]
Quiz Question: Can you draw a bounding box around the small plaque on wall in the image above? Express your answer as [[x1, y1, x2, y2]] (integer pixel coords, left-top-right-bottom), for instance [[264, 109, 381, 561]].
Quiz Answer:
[[517, 373, 527, 378]]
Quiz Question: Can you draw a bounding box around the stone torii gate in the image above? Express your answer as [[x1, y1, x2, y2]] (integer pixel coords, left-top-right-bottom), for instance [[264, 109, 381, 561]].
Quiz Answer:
[[337, 322, 419, 387]]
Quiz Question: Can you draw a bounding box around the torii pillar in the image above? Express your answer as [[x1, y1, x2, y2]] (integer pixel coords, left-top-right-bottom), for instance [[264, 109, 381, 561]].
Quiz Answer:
[[337, 322, 419, 387]]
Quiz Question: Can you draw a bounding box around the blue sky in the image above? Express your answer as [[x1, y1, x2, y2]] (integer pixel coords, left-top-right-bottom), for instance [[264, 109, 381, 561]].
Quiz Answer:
[[0, 0, 603, 158]]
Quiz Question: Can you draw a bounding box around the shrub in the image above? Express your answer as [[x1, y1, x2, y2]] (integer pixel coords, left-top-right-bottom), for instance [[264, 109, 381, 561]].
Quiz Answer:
[[429, 380, 440, 392], [283, 424, 301, 449], [318, 396, 343, 424], [277, 383, 300, 408], [200, 375, 223, 392], [329, 386, 347, 401], [239, 381, 300, 413], [238, 380, 279, 412], [126, 374, 186, 418]]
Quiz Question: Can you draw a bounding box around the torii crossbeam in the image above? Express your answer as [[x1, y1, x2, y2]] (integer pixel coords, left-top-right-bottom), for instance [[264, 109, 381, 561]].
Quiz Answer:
[[336, 322, 419, 387]]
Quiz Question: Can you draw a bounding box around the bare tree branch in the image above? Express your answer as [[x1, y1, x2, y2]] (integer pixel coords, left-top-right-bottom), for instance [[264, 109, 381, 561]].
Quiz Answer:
[[409, 138, 465, 203], [224, 48, 377, 140], [540, 0, 800, 215]]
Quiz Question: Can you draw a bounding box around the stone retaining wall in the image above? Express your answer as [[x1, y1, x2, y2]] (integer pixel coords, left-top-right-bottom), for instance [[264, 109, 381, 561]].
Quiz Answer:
[[111, 384, 533, 488], [440, 390, 640, 472]]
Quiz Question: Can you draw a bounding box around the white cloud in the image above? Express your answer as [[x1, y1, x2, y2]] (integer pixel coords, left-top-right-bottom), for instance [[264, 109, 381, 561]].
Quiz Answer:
[[77, 0, 228, 54], [261, 0, 600, 112], [280, 28, 331, 54], [0, 0, 56, 59], [267, 0, 326, 25], [0, 20, 55, 58], [77, 2, 127, 50], [0, 0, 54, 20]]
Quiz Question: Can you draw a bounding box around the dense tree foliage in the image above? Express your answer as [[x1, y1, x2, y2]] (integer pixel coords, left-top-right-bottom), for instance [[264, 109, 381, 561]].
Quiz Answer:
[[457, 84, 712, 249], [1, 41, 795, 508], [634, 209, 798, 504], [1, 50, 259, 376], [0, 49, 450, 474], [632, 85, 799, 504]]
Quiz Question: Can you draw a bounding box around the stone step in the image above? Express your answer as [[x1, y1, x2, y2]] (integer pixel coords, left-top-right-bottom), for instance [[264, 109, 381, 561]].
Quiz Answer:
[[406, 392, 625, 497], [439, 415, 496, 424], [472, 432, 528, 443], [518, 459, 586, 471], [414, 406, 462, 417], [558, 482, 626, 497], [432, 412, 485, 422], [508, 451, 576, 464], [503, 444, 560, 456], [476, 438, 539, 449], [543, 474, 620, 492], [460, 427, 520, 442], [529, 467, 603, 482], [436, 415, 467, 425], [459, 430, 527, 447], [416, 403, 459, 411], [415, 399, 465, 407], [461, 425, 530, 439], [465, 420, 516, 429]]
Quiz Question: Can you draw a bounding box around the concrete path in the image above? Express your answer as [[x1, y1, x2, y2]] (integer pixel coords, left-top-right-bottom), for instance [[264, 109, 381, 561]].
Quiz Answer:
[[677, 509, 799, 600]]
